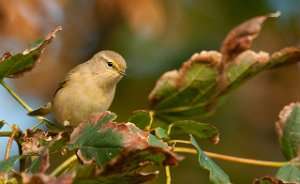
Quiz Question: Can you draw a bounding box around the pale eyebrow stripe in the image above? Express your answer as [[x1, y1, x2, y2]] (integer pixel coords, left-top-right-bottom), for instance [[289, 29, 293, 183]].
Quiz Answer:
[[101, 54, 121, 71]]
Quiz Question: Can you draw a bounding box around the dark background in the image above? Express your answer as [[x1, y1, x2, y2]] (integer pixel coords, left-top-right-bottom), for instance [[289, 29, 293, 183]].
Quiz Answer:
[[0, 0, 300, 183]]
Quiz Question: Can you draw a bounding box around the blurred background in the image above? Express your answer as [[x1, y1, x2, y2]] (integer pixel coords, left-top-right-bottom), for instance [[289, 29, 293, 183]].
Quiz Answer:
[[0, 0, 300, 183]]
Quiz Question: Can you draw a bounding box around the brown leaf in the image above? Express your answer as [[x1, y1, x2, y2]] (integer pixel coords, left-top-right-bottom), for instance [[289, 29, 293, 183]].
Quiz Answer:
[[220, 12, 280, 67], [252, 176, 296, 184], [22, 129, 47, 154], [22, 172, 75, 184], [270, 47, 300, 67], [0, 52, 12, 61]]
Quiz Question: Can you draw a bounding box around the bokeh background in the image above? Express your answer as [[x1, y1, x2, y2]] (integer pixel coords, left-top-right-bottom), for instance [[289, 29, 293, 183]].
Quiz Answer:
[[0, 0, 300, 183]]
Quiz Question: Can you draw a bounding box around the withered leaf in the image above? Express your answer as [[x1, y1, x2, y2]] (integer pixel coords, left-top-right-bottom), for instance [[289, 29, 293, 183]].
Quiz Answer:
[[220, 12, 280, 66], [22, 172, 75, 184], [0, 26, 61, 79], [73, 147, 182, 184], [252, 176, 295, 184]]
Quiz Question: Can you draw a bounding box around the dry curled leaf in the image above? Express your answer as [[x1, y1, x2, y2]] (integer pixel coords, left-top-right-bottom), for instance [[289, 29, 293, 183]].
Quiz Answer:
[[220, 12, 280, 67], [22, 172, 75, 184], [253, 176, 295, 184]]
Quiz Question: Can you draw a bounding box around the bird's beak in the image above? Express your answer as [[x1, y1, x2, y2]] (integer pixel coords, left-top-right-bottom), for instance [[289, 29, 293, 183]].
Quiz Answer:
[[118, 70, 128, 77]]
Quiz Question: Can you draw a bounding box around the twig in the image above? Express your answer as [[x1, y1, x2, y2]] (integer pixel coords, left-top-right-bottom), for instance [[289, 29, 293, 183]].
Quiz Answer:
[[165, 166, 171, 184], [50, 154, 78, 177], [0, 80, 53, 125], [5, 125, 18, 160], [173, 147, 290, 167]]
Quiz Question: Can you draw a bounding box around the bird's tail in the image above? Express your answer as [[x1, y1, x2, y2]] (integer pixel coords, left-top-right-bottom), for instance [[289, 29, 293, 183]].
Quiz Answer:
[[28, 102, 52, 116]]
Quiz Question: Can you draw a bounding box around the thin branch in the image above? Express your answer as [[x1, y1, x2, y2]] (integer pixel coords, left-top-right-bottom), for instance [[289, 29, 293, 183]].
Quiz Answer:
[[165, 166, 171, 184], [173, 147, 290, 167], [5, 125, 18, 160], [50, 154, 78, 177], [0, 131, 13, 137], [1, 80, 53, 125], [1, 80, 33, 111]]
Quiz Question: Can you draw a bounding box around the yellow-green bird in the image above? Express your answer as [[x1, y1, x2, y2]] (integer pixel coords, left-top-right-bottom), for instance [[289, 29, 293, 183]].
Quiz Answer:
[[28, 50, 127, 126]]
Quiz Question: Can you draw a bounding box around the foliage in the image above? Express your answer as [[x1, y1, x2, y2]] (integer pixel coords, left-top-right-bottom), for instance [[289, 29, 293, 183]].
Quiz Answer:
[[0, 13, 300, 184]]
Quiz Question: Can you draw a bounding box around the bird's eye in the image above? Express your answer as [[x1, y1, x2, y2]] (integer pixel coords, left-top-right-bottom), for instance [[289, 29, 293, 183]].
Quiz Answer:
[[107, 61, 113, 68]]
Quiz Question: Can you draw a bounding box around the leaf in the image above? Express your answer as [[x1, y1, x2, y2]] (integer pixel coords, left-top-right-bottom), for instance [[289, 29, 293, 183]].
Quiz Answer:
[[73, 147, 181, 184], [252, 176, 295, 184], [169, 120, 219, 144], [190, 135, 230, 184], [149, 51, 221, 121], [27, 151, 49, 174], [0, 26, 62, 80], [276, 165, 300, 183], [128, 110, 151, 130], [0, 156, 20, 173], [155, 127, 170, 141], [275, 103, 300, 160], [0, 121, 4, 129], [148, 13, 300, 122], [67, 112, 173, 167], [21, 172, 75, 184], [220, 12, 280, 65]]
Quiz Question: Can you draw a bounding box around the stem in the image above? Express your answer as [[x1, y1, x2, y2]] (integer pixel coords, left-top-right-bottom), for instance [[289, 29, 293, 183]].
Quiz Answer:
[[173, 147, 290, 167], [1, 80, 53, 125], [146, 111, 155, 131], [50, 154, 78, 177], [0, 131, 13, 137], [1, 80, 32, 111], [31, 121, 44, 131], [169, 140, 192, 145], [5, 125, 18, 160], [165, 166, 171, 184]]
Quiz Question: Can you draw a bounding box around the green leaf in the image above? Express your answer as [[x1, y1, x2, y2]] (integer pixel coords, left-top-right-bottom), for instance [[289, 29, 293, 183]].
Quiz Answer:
[[0, 27, 61, 80], [128, 110, 151, 130], [149, 52, 221, 121], [154, 127, 170, 141], [148, 13, 300, 122], [276, 165, 300, 183], [0, 156, 19, 173], [67, 112, 171, 167], [169, 120, 219, 144], [27, 152, 49, 174], [275, 103, 300, 160], [190, 135, 230, 184]]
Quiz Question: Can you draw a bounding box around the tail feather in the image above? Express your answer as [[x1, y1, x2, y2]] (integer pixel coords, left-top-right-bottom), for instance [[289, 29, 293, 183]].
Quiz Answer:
[[28, 102, 52, 116]]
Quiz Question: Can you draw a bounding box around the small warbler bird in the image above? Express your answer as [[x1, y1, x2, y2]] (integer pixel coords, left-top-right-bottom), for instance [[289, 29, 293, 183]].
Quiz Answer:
[[28, 50, 127, 126]]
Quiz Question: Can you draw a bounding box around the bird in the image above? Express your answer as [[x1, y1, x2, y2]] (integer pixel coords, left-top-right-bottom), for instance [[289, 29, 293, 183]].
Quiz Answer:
[[28, 50, 127, 126]]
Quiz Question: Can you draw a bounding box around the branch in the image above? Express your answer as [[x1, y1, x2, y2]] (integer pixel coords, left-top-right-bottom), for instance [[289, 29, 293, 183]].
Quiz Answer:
[[5, 125, 18, 160]]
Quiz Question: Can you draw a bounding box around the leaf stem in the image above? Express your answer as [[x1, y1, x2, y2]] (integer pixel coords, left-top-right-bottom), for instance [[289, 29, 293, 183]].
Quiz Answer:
[[169, 140, 192, 145], [146, 111, 155, 131], [50, 154, 78, 177], [1, 80, 33, 111], [5, 125, 18, 160], [173, 147, 290, 167], [165, 166, 171, 184], [0, 80, 53, 125]]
